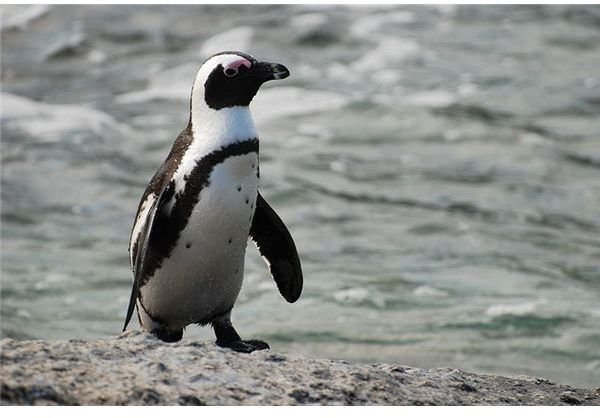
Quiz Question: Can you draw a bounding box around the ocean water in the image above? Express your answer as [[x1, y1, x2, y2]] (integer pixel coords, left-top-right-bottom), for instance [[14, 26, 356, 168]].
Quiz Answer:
[[2, 5, 600, 388]]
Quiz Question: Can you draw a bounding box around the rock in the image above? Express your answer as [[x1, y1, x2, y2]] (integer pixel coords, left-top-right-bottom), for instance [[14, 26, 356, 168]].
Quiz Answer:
[[1, 332, 598, 405]]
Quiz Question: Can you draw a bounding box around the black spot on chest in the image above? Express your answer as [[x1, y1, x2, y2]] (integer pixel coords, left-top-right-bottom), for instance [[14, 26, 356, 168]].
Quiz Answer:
[[138, 138, 260, 285]]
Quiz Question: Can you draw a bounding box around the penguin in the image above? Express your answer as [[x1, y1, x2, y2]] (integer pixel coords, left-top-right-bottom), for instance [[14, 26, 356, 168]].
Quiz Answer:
[[123, 51, 303, 353]]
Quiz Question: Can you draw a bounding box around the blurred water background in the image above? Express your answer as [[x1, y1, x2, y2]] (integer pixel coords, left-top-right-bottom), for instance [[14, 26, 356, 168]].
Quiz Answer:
[[2, 5, 600, 388]]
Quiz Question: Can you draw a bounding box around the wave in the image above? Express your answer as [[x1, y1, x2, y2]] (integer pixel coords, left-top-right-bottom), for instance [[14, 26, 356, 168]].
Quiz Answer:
[[1, 5, 49, 32], [445, 314, 575, 338], [1, 92, 132, 141], [290, 176, 503, 222], [199, 26, 255, 58], [266, 330, 424, 346]]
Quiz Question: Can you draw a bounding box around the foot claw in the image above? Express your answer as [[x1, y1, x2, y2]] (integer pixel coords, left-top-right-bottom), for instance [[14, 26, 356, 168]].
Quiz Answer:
[[217, 339, 270, 353], [246, 339, 270, 351]]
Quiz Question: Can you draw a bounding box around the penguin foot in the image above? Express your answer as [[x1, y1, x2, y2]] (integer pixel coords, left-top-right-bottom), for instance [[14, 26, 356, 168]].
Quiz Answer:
[[152, 328, 183, 343], [217, 339, 270, 353], [211, 310, 268, 353]]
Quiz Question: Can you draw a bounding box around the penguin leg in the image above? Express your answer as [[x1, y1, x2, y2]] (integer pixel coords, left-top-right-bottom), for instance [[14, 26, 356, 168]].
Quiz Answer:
[[211, 311, 269, 353], [152, 328, 183, 343], [137, 300, 183, 343]]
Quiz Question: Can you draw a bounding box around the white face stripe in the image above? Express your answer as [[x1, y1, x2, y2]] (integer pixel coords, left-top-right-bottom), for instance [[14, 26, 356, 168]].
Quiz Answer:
[[190, 53, 258, 131]]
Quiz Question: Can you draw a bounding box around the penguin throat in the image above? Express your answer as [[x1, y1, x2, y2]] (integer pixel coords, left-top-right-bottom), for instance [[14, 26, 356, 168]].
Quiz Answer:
[[190, 104, 257, 153], [172, 104, 258, 197]]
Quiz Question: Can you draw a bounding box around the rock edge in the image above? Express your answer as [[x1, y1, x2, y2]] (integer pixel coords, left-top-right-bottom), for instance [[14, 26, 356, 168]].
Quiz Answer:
[[1, 331, 598, 405]]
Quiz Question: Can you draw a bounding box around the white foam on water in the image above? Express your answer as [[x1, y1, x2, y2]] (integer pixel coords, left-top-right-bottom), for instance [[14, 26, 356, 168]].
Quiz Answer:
[[326, 62, 361, 84], [329, 160, 347, 173], [350, 10, 415, 38], [589, 308, 600, 318], [585, 360, 600, 371], [457, 82, 479, 97], [16, 309, 31, 318], [1, 5, 49, 31], [413, 286, 448, 297], [430, 4, 458, 15], [333, 287, 367, 303], [115, 84, 189, 104], [128, 114, 173, 127], [42, 27, 86, 60], [403, 90, 456, 108], [584, 77, 597, 88], [289, 13, 328, 29], [200, 26, 255, 58], [87, 49, 107, 64], [252, 86, 350, 124], [114, 63, 196, 104], [519, 132, 547, 146], [297, 122, 333, 139], [485, 300, 545, 317], [372, 69, 403, 85], [334, 287, 368, 302], [1, 92, 131, 140], [334, 287, 386, 309], [352, 38, 420, 72], [296, 63, 324, 80]]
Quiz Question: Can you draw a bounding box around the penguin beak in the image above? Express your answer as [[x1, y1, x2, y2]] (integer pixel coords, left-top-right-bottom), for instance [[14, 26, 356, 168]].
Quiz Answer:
[[250, 61, 290, 81]]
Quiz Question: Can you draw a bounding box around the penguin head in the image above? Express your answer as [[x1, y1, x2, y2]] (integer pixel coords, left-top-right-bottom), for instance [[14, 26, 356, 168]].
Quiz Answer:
[[192, 51, 289, 111]]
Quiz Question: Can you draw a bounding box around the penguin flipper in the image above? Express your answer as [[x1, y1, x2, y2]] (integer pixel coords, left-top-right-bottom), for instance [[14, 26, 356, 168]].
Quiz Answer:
[[123, 180, 175, 332], [250, 192, 303, 303]]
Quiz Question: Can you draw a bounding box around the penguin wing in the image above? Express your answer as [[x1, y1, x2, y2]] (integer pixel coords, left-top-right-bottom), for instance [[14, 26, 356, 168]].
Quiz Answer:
[[123, 180, 175, 331], [250, 192, 303, 303]]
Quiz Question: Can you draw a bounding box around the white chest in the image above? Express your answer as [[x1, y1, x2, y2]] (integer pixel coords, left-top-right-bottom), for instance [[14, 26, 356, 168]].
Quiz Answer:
[[141, 151, 260, 325], [184, 151, 259, 245]]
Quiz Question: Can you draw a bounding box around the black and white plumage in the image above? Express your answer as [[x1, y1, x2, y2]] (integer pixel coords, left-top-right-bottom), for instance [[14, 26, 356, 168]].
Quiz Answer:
[[123, 51, 302, 352]]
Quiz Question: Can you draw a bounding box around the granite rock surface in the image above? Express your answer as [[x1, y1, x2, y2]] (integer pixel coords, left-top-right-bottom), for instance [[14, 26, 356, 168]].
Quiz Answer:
[[1, 331, 598, 405]]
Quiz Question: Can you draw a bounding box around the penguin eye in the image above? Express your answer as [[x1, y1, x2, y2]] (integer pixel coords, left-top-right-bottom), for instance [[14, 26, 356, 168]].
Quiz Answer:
[[224, 68, 238, 77]]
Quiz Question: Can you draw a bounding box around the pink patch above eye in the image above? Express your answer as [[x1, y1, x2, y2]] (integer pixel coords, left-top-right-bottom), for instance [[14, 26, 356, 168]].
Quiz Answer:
[[225, 59, 252, 71]]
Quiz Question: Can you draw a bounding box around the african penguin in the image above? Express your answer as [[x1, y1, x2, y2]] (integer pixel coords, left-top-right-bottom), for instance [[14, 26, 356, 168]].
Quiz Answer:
[[123, 51, 303, 353]]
